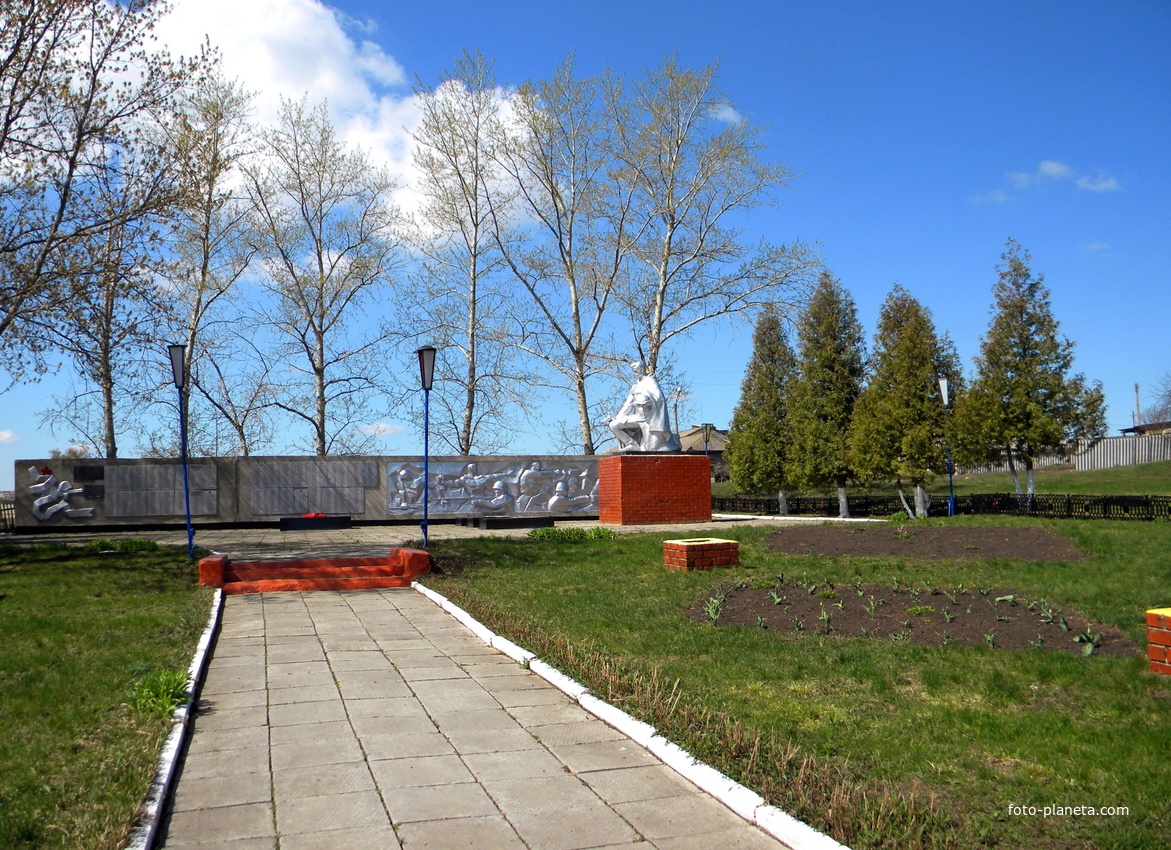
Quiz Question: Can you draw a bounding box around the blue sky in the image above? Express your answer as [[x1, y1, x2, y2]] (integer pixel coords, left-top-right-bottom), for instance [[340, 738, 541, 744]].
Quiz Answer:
[[3, 0, 1169, 489]]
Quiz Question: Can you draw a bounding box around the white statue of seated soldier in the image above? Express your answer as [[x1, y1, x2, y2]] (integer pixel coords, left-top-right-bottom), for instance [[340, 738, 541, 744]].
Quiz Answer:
[[608, 361, 681, 452]]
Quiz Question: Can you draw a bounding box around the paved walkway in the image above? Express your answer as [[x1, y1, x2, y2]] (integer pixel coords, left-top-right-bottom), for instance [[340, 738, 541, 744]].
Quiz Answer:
[[158, 587, 791, 850]]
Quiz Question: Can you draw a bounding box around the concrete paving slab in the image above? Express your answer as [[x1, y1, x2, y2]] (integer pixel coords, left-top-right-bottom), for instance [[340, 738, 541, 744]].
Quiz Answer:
[[279, 825, 401, 850], [394, 814, 528, 850], [158, 583, 800, 850]]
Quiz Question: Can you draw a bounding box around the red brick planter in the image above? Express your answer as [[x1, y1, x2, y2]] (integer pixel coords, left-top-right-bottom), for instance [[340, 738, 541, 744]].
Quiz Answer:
[[598, 454, 711, 525], [663, 538, 739, 571], [1147, 608, 1171, 675]]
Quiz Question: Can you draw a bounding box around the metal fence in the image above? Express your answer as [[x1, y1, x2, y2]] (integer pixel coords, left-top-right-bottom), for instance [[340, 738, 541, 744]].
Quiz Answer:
[[0, 500, 14, 531], [1074, 436, 1171, 471], [713, 493, 1171, 521]]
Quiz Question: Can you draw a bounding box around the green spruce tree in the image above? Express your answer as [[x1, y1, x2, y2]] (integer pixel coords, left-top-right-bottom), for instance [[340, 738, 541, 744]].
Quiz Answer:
[[849, 286, 961, 518], [787, 272, 866, 517], [724, 307, 797, 511], [954, 240, 1106, 496]]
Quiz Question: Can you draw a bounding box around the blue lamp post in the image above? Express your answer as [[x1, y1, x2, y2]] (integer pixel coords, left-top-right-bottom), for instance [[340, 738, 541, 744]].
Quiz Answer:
[[168, 344, 195, 557], [938, 376, 955, 517], [416, 346, 437, 548]]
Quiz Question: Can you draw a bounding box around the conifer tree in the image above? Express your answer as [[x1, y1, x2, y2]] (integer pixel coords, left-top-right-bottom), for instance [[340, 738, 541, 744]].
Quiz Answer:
[[787, 272, 865, 517], [954, 240, 1106, 495], [724, 307, 797, 511], [849, 286, 961, 517]]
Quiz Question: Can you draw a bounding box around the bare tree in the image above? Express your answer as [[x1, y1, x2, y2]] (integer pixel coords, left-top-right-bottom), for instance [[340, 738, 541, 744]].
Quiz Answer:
[[154, 70, 263, 453], [246, 97, 402, 455], [606, 57, 819, 374], [35, 134, 174, 457], [490, 57, 637, 454], [1141, 371, 1171, 424], [406, 50, 538, 454], [0, 0, 200, 382]]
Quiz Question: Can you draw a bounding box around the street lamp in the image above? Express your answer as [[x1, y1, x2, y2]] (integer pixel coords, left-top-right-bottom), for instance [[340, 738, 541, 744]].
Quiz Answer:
[[168, 344, 195, 557], [416, 346, 437, 548], [938, 376, 955, 517], [702, 423, 713, 456]]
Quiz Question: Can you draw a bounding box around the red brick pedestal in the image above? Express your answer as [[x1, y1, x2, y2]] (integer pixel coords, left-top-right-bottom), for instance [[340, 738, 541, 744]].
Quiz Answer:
[[598, 454, 711, 525], [663, 538, 739, 571], [1147, 608, 1171, 675]]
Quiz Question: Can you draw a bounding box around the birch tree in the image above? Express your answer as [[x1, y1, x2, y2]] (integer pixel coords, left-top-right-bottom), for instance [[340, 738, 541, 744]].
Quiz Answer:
[[607, 57, 818, 375], [406, 50, 536, 454], [0, 0, 198, 382], [156, 71, 260, 453], [247, 97, 402, 455], [490, 58, 635, 454]]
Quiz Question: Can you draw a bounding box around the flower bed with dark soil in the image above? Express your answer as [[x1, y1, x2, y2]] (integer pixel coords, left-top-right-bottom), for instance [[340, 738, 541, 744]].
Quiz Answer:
[[687, 523, 1135, 657]]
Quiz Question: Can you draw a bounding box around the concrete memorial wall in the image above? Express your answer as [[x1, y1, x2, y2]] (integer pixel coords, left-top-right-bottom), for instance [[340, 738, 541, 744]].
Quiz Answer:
[[13, 456, 599, 529]]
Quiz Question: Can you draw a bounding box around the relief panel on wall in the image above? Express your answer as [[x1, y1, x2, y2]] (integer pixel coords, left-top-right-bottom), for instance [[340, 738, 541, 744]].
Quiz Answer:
[[387, 458, 599, 518]]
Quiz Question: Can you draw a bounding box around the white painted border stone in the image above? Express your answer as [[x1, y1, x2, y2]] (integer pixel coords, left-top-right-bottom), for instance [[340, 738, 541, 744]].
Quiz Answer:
[[125, 588, 224, 850], [411, 583, 849, 850]]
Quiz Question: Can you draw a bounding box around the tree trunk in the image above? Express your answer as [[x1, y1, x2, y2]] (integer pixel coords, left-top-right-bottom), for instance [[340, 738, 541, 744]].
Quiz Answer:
[[897, 487, 914, 518], [914, 484, 930, 518], [836, 479, 850, 518], [777, 489, 789, 515], [1025, 461, 1035, 497], [574, 358, 595, 455], [1006, 446, 1022, 497]]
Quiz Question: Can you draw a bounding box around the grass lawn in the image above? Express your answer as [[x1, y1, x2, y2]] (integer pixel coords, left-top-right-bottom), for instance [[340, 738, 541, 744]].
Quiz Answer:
[[0, 541, 212, 850], [424, 516, 1171, 849]]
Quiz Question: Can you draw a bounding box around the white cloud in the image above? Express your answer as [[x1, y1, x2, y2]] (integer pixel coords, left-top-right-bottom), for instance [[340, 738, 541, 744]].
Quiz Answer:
[[357, 423, 406, 436], [1083, 241, 1111, 252], [1038, 160, 1075, 180], [0, 429, 20, 444], [985, 160, 1120, 201], [709, 103, 743, 126], [155, 0, 409, 145], [1076, 170, 1121, 192]]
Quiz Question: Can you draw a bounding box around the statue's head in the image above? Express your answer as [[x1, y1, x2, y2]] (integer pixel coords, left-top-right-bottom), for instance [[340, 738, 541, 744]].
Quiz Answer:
[[629, 360, 646, 377], [492, 481, 508, 493]]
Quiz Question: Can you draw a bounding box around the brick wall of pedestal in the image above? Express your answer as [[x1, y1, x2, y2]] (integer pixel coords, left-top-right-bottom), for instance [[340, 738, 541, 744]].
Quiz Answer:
[[598, 454, 712, 525], [1147, 608, 1171, 675]]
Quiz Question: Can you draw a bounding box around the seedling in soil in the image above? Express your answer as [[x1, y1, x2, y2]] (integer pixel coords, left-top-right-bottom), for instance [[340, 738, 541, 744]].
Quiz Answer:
[[909, 588, 922, 600], [863, 596, 884, 618], [995, 594, 1017, 607], [769, 590, 787, 606], [833, 599, 845, 611], [853, 580, 865, 596], [984, 632, 996, 648], [944, 589, 959, 605], [966, 605, 973, 614], [941, 634, 953, 646], [906, 605, 934, 616], [891, 631, 910, 642], [900, 619, 912, 629], [704, 588, 727, 625], [756, 616, 767, 630], [818, 589, 840, 600], [793, 618, 805, 632], [1074, 627, 1102, 656], [979, 588, 991, 596], [819, 603, 833, 635], [892, 577, 902, 593], [1029, 635, 1045, 650], [943, 608, 956, 623], [1059, 617, 1069, 631]]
